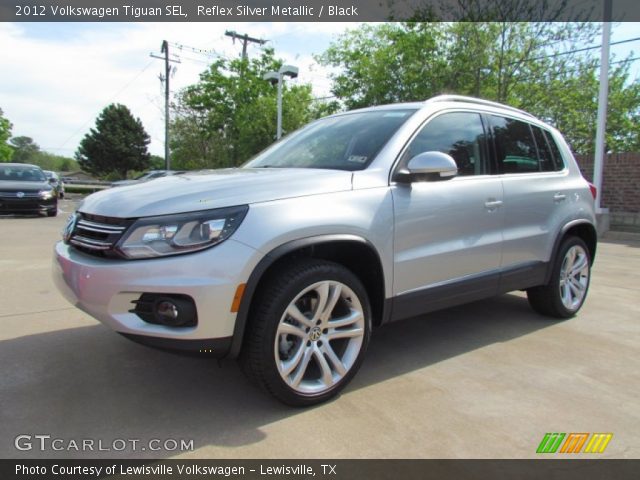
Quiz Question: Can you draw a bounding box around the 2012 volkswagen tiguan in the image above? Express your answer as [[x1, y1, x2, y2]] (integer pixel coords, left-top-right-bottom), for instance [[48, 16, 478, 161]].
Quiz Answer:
[[54, 95, 597, 406]]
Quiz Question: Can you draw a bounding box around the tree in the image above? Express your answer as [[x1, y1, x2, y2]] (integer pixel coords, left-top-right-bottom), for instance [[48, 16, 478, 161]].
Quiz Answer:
[[75, 103, 150, 178], [9, 136, 40, 163], [0, 108, 13, 161], [318, 21, 640, 154], [170, 48, 334, 170]]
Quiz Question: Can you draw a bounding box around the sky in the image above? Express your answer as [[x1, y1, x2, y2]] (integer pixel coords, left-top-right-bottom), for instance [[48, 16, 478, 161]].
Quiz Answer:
[[1, 21, 639, 158]]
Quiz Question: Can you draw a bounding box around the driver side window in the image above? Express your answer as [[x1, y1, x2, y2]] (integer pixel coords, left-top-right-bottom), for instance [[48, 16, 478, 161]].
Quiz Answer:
[[405, 112, 489, 176]]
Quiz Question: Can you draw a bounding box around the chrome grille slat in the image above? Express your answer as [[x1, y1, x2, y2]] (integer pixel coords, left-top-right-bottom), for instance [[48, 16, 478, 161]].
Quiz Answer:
[[70, 236, 112, 250], [67, 214, 131, 257], [77, 219, 126, 234]]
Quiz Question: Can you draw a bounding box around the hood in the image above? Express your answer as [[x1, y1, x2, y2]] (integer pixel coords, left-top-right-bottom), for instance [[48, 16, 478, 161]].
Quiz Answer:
[[79, 168, 353, 218], [0, 180, 50, 192]]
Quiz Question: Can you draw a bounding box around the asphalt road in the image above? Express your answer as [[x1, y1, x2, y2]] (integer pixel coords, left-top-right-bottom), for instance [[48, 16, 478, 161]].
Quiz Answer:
[[1, 198, 639, 459]]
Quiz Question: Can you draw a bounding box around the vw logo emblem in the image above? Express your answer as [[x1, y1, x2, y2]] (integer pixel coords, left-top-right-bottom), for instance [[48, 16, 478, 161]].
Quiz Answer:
[[16, 191, 24, 198], [309, 326, 322, 341]]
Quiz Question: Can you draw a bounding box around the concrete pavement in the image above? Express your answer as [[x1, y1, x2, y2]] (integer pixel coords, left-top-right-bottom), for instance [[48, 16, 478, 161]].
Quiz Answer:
[[1, 199, 639, 459]]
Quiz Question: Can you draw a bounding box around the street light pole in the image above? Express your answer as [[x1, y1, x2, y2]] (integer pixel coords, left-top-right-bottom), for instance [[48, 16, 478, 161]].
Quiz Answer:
[[276, 71, 284, 139], [264, 65, 299, 140], [593, 0, 612, 213]]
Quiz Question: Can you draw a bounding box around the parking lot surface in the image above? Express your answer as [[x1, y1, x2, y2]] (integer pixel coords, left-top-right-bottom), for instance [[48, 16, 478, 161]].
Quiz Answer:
[[1, 198, 639, 459]]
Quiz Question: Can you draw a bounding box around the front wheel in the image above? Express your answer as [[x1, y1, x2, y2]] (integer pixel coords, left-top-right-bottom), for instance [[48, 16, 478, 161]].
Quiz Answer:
[[527, 236, 591, 318], [241, 259, 371, 406]]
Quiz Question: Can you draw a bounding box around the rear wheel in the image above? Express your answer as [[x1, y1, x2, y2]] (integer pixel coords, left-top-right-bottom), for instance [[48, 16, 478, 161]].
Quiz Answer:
[[241, 259, 371, 406], [527, 236, 591, 318]]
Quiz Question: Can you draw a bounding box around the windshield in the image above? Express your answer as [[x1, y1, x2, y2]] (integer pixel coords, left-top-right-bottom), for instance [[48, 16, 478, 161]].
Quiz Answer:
[[0, 166, 46, 182], [244, 109, 416, 171]]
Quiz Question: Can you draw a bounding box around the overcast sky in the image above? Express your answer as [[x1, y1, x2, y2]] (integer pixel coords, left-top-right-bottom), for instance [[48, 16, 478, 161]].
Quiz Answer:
[[1, 22, 638, 158]]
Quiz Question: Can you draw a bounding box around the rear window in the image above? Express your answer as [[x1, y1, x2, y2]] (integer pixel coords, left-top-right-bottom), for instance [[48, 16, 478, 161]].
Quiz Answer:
[[543, 130, 566, 170], [489, 115, 565, 174], [488, 115, 539, 174]]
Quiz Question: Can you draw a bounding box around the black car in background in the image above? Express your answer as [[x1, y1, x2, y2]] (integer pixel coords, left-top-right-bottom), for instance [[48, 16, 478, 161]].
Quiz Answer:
[[0, 163, 58, 216]]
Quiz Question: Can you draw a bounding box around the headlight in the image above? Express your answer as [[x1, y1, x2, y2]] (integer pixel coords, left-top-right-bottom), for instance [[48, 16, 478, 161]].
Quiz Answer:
[[39, 189, 54, 199], [116, 205, 248, 259]]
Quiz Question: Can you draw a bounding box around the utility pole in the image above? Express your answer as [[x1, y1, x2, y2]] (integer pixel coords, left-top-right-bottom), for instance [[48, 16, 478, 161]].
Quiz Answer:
[[593, 0, 612, 214], [224, 30, 267, 60], [150, 40, 180, 170]]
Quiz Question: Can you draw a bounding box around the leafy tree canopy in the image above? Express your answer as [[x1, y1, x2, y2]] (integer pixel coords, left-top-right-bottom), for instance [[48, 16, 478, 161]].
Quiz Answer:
[[170, 48, 338, 170], [0, 107, 14, 161], [319, 22, 640, 154], [10, 136, 40, 163], [75, 103, 151, 178]]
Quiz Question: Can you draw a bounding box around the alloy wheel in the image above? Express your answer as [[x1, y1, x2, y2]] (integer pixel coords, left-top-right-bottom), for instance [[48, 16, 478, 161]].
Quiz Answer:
[[274, 280, 365, 395]]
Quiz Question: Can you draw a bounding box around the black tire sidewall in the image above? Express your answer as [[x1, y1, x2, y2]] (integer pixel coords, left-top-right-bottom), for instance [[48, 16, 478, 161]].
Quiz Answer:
[[548, 236, 592, 317], [255, 260, 372, 406]]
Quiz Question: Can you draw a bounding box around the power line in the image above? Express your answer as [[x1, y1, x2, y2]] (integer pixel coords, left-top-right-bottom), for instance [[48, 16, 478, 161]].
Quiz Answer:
[[55, 59, 155, 151], [506, 36, 640, 66]]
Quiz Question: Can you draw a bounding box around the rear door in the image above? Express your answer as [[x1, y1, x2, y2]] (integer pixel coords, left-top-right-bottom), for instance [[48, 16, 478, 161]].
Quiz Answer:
[[486, 114, 568, 286]]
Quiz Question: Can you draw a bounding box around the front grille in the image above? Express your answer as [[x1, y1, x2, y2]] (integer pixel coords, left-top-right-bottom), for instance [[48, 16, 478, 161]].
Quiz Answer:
[[68, 213, 133, 257], [0, 191, 41, 198]]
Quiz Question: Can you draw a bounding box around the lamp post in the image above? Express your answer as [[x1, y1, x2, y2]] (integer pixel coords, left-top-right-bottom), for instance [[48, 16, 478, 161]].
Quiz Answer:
[[264, 65, 299, 139]]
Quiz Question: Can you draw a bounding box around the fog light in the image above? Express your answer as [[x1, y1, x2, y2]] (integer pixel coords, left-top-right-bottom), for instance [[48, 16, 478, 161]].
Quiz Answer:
[[153, 297, 196, 327], [156, 301, 179, 322], [130, 293, 197, 327]]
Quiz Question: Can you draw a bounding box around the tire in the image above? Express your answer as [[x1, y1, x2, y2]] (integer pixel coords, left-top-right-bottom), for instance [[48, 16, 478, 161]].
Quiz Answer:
[[527, 236, 591, 318], [46, 207, 58, 217], [240, 259, 372, 406]]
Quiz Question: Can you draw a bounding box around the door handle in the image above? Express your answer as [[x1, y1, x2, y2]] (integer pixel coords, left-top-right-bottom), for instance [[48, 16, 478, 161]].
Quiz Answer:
[[553, 193, 567, 203], [484, 200, 503, 209]]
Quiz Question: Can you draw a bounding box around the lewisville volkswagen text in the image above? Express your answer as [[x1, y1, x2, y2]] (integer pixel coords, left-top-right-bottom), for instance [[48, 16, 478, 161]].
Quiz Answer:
[[54, 95, 597, 406]]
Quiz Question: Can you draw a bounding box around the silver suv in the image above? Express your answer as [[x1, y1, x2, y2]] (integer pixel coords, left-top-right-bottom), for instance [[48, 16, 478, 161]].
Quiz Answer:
[[54, 95, 597, 406]]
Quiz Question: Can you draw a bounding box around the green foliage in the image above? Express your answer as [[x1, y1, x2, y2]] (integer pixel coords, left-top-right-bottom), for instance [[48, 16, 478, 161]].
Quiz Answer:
[[170, 49, 327, 170], [6, 134, 78, 171], [319, 22, 639, 154], [75, 103, 151, 178], [149, 155, 166, 170], [29, 151, 79, 172], [0, 107, 14, 161], [9, 136, 40, 163], [64, 185, 108, 194]]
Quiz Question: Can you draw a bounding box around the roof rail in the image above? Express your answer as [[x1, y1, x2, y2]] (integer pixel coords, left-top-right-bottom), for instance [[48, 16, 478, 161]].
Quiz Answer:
[[426, 95, 535, 118]]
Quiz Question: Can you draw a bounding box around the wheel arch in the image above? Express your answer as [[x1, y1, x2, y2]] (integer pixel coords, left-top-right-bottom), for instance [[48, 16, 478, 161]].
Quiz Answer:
[[228, 234, 388, 358], [545, 220, 597, 284]]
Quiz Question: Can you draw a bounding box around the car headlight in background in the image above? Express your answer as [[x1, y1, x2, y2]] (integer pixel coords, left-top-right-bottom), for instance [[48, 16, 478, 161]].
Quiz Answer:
[[116, 205, 249, 259], [39, 189, 54, 200]]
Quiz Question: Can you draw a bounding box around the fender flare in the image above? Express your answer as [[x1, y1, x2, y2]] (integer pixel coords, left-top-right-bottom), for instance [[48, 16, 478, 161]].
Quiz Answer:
[[544, 219, 597, 285], [227, 234, 384, 358]]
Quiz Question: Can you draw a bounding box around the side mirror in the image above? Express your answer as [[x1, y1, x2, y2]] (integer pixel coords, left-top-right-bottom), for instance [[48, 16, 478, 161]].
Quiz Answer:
[[397, 151, 458, 182], [48, 177, 57, 184]]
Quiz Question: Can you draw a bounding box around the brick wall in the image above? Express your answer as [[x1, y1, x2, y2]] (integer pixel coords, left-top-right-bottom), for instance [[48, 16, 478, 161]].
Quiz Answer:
[[574, 152, 640, 213]]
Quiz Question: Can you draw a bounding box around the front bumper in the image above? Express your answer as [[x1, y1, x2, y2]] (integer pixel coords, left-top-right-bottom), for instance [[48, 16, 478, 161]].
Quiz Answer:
[[0, 196, 56, 214], [53, 239, 261, 357]]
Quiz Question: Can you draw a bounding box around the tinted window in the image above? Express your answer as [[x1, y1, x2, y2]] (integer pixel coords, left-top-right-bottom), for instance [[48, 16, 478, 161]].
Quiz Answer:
[[244, 109, 416, 171], [543, 130, 565, 170], [0, 166, 46, 182], [489, 115, 539, 174], [532, 126, 556, 172], [405, 112, 488, 176]]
